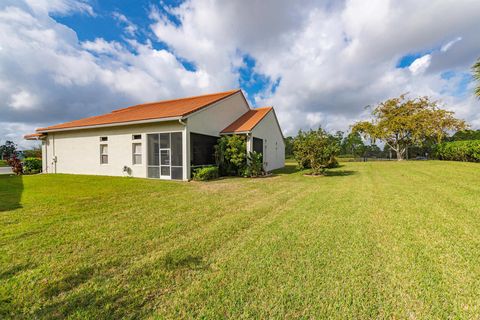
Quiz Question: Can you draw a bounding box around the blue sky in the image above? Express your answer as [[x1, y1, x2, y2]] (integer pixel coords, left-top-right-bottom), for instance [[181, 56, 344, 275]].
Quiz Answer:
[[51, 0, 276, 105], [53, 1, 195, 68], [1, 0, 479, 147]]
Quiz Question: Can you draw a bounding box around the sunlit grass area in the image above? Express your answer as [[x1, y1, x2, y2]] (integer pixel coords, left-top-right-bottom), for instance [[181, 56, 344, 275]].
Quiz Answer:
[[1, 160, 480, 318]]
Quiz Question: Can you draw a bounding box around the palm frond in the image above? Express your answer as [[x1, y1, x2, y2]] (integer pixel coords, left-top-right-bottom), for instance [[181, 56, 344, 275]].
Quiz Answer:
[[473, 58, 480, 97]]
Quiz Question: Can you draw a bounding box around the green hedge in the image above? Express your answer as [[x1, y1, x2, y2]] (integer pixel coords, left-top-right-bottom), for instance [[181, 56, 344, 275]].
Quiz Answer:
[[193, 166, 219, 181], [23, 157, 42, 174], [0, 160, 7, 167], [434, 140, 480, 162]]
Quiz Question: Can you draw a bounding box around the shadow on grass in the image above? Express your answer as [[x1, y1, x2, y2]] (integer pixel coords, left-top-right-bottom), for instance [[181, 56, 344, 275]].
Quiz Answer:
[[30, 251, 208, 318], [271, 163, 301, 175], [324, 170, 356, 177], [272, 163, 356, 177], [33, 290, 146, 320], [29, 263, 152, 320], [0, 175, 23, 212], [42, 266, 95, 298], [303, 170, 357, 177], [163, 250, 207, 271], [0, 262, 36, 280]]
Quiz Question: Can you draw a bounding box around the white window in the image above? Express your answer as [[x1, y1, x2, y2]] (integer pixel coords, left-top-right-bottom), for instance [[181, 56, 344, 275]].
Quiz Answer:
[[100, 144, 108, 164], [100, 136, 108, 142], [132, 134, 141, 140], [132, 143, 142, 165]]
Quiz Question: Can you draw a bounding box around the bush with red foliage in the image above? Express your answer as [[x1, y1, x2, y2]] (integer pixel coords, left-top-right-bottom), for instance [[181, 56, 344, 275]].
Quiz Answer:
[[7, 154, 23, 175]]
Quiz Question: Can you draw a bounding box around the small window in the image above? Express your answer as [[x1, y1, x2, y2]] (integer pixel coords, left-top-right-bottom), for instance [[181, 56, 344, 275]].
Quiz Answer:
[[132, 143, 142, 165], [132, 134, 141, 140], [100, 136, 108, 142], [100, 144, 108, 164]]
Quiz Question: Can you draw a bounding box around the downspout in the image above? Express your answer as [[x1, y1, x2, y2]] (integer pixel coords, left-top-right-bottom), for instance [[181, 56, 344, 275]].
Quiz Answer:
[[178, 118, 189, 180], [246, 132, 252, 165], [44, 134, 48, 173], [52, 133, 57, 173]]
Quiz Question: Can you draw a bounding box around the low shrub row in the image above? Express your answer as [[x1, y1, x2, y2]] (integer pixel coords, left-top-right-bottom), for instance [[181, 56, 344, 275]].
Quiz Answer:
[[434, 140, 480, 162], [192, 166, 219, 181], [23, 157, 42, 174]]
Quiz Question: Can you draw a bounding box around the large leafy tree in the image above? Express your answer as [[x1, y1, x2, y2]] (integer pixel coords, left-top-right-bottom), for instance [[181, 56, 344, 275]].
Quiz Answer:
[[284, 136, 294, 158], [474, 58, 480, 98], [0, 141, 18, 160], [352, 95, 467, 160]]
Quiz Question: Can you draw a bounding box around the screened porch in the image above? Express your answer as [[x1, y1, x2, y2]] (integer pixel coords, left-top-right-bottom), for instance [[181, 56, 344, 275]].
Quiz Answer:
[[147, 132, 183, 180]]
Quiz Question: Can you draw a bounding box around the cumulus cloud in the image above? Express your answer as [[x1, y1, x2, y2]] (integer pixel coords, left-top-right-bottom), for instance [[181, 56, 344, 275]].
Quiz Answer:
[[149, 0, 480, 134], [9, 90, 39, 110], [1, 0, 480, 149], [409, 55, 432, 75], [113, 11, 138, 36], [0, 0, 227, 147], [24, 0, 94, 16]]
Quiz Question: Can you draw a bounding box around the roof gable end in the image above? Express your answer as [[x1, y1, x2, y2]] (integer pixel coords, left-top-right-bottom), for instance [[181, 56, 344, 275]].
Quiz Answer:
[[221, 107, 273, 134]]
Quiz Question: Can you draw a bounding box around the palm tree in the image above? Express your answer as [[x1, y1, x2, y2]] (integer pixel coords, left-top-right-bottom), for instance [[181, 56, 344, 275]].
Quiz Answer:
[[474, 58, 480, 98]]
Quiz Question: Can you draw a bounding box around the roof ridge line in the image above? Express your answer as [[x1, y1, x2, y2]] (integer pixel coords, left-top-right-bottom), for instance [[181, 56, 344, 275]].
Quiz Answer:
[[111, 89, 240, 114], [35, 89, 242, 132]]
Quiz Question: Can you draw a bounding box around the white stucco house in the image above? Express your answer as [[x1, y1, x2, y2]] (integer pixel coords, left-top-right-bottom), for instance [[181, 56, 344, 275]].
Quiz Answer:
[[25, 89, 285, 181]]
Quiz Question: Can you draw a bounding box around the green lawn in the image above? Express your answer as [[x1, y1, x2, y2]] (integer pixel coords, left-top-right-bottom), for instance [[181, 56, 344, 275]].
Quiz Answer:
[[1, 161, 480, 319], [0, 160, 8, 167]]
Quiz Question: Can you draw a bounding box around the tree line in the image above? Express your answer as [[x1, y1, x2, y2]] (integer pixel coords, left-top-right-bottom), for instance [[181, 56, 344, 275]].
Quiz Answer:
[[285, 93, 478, 175]]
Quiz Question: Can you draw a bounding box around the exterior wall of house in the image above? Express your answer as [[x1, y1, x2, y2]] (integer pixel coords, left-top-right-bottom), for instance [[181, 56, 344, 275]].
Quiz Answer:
[[250, 110, 285, 171], [186, 92, 250, 137], [42, 121, 185, 179], [184, 91, 250, 179]]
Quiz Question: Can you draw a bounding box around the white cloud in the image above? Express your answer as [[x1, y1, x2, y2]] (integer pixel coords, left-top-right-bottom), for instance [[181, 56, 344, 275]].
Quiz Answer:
[[24, 0, 94, 16], [409, 54, 432, 75], [81, 38, 124, 55], [441, 36, 462, 52], [113, 11, 138, 36], [147, 0, 480, 135], [306, 112, 323, 128], [9, 90, 38, 110]]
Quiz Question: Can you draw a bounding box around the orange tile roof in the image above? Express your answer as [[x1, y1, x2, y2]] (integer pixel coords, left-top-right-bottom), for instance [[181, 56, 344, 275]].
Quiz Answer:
[[221, 107, 272, 133], [24, 133, 45, 140], [37, 89, 240, 132]]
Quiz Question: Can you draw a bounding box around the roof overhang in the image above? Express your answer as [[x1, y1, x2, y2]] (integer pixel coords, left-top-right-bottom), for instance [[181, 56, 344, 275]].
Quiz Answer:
[[220, 131, 251, 135], [24, 133, 46, 140], [36, 116, 183, 133]]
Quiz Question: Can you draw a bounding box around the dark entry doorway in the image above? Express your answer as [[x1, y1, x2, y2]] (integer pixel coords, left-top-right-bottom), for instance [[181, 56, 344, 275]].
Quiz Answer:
[[253, 137, 263, 155]]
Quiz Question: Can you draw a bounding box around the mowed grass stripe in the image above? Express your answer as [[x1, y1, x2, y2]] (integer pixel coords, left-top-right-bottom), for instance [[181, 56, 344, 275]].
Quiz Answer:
[[156, 165, 385, 318], [150, 171, 320, 316], [364, 162, 480, 318]]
